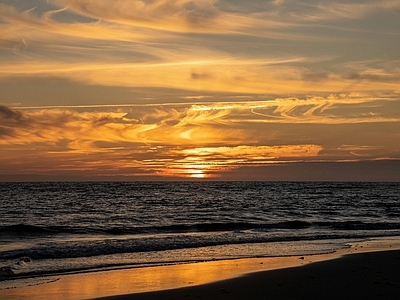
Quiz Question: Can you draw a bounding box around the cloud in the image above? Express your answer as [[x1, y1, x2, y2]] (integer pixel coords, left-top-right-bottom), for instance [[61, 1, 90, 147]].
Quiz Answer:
[[1, 1, 399, 100], [1, 98, 399, 179], [4, 56, 398, 97], [0, 3, 157, 46], [177, 145, 322, 160], [0, 105, 24, 122], [0, 94, 400, 145], [0, 0, 295, 40], [249, 0, 400, 23], [2, 93, 399, 149], [301, 72, 331, 82], [345, 71, 400, 83], [191, 72, 212, 80], [0, 105, 26, 137], [316, 0, 400, 20], [60, 0, 244, 33]]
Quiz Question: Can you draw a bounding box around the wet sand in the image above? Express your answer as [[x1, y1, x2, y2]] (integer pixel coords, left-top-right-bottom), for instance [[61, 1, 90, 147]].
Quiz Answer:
[[97, 248, 400, 300]]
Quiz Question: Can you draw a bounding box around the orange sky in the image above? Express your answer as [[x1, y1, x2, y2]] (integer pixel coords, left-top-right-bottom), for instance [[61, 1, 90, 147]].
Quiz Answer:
[[1, 0, 399, 181]]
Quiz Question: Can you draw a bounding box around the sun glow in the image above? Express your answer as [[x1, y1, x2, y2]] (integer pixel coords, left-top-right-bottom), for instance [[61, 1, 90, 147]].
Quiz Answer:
[[190, 171, 206, 179]]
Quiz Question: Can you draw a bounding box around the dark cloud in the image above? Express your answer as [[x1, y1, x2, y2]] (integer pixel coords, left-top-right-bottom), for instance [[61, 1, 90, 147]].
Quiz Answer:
[[301, 72, 331, 82], [0, 105, 22, 121], [0, 105, 25, 137], [91, 115, 121, 127], [222, 160, 400, 181], [345, 72, 400, 83], [191, 72, 212, 80]]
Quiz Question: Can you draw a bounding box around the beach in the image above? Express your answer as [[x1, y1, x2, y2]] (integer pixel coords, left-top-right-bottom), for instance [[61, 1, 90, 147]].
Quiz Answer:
[[99, 247, 400, 300], [1, 237, 399, 300]]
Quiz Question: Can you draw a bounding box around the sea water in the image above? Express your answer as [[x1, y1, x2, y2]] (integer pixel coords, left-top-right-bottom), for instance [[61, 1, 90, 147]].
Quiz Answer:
[[0, 181, 399, 287]]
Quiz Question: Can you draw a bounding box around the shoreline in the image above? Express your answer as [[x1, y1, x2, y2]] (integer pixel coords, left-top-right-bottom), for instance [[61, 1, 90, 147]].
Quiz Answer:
[[96, 245, 400, 300], [1, 237, 399, 300]]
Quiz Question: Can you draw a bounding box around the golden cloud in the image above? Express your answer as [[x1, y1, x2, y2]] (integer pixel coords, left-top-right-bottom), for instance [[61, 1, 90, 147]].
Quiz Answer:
[[1, 96, 399, 179], [2, 94, 399, 147], [62, 0, 222, 32]]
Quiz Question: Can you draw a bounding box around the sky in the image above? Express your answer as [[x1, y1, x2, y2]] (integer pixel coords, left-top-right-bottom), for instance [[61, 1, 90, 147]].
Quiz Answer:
[[0, 0, 399, 181]]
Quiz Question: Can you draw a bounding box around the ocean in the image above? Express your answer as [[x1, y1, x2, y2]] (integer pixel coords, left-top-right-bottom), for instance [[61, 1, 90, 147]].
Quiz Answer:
[[1, 181, 399, 288]]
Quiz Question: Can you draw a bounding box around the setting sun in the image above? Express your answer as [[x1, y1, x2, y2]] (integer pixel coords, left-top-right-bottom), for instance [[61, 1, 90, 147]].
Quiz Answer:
[[189, 171, 206, 179]]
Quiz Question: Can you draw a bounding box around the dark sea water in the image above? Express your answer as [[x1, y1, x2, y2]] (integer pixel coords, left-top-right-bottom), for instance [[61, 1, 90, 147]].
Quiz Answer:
[[0, 182, 399, 286]]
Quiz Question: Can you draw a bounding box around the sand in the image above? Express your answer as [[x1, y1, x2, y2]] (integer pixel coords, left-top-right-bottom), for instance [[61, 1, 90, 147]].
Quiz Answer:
[[98, 249, 400, 300], [1, 237, 400, 300]]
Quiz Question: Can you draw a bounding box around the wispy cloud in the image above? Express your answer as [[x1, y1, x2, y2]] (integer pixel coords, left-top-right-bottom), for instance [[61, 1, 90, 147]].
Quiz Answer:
[[315, 0, 400, 20], [1, 1, 399, 99], [0, 3, 156, 42], [2, 58, 399, 96], [1, 92, 399, 178], [62, 0, 221, 32]]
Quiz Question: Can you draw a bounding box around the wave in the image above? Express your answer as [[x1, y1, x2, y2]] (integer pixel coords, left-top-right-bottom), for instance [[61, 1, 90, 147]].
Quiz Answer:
[[2, 231, 400, 283], [1, 222, 309, 236], [0, 266, 14, 278], [1, 220, 399, 238], [2, 229, 400, 262], [0, 224, 57, 235]]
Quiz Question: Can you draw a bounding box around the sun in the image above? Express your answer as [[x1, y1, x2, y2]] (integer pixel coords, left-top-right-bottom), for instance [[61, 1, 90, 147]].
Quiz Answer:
[[189, 170, 206, 179]]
